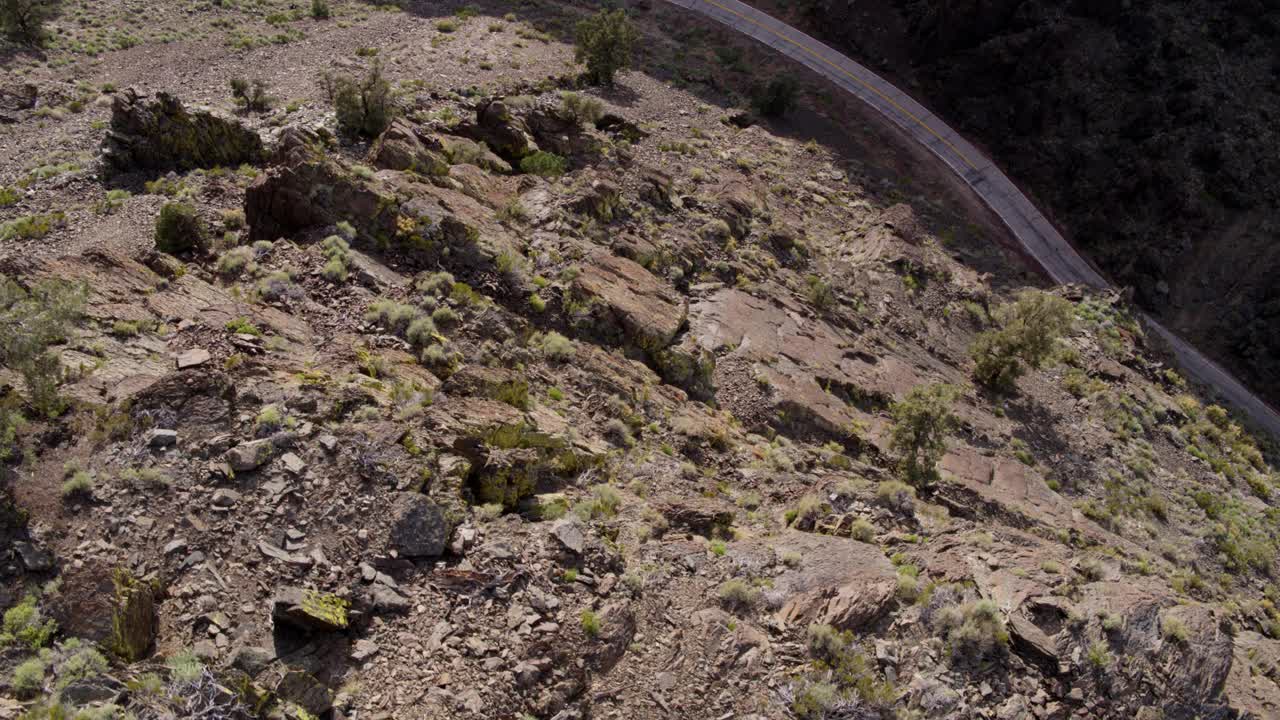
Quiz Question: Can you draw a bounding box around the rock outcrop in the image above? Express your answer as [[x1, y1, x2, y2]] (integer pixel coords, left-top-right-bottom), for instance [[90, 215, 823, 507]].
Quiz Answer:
[[101, 89, 263, 175]]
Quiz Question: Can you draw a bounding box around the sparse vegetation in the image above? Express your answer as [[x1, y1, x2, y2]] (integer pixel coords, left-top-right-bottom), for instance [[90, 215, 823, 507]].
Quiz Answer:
[[1, 277, 85, 420], [520, 151, 568, 177], [560, 91, 604, 126]]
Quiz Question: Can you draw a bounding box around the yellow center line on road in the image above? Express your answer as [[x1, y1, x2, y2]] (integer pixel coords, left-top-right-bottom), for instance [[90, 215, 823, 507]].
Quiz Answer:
[[694, 0, 981, 172]]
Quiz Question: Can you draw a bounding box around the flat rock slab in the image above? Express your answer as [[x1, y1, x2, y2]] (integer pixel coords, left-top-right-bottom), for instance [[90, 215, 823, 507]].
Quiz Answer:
[[176, 348, 211, 369], [272, 586, 350, 632], [767, 531, 897, 631], [574, 252, 687, 350]]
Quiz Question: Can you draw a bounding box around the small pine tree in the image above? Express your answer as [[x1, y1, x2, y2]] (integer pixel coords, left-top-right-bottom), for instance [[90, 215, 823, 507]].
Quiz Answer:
[[573, 9, 637, 86], [889, 383, 960, 485], [0, 0, 61, 46], [970, 290, 1074, 391]]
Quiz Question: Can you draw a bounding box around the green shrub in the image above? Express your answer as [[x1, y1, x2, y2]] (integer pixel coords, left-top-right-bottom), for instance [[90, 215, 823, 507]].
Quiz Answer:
[[0, 212, 62, 241], [934, 599, 1009, 665], [520, 151, 568, 177], [580, 610, 601, 637], [321, 257, 349, 282], [1, 595, 57, 649], [790, 681, 838, 720], [559, 91, 604, 126], [216, 246, 254, 277], [536, 331, 575, 361], [717, 578, 759, 611], [573, 9, 637, 86], [804, 274, 834, 309], [1, 277, 84, 418], [224, 317, 262, 336], [61, 470, 93, 498], [11, 656, 45, 697], [167, 649, 203, 683], [230, 76, 271, 112], [1161, 614, 1190, 643], [574, 484, 622, 520], [322, 60, 396, 138], [971, 290, 1074, 391], [154, 202, 208, 255], [1, 0, 61, 45], [849, 518, 876, 542], [1086, 640, 1112, 669], [889, 384, 959, 485], [875, 480, 916, 513], [310, 0, 330, 19], [786, 493, 826, 528]]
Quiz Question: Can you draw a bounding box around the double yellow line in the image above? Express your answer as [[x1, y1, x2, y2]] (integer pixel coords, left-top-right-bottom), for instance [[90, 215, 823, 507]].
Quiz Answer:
[[692, 0, 980, 172]]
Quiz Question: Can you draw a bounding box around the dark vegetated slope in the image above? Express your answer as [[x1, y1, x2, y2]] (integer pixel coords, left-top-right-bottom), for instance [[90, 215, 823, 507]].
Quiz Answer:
[[789, 0, 1280, 406]]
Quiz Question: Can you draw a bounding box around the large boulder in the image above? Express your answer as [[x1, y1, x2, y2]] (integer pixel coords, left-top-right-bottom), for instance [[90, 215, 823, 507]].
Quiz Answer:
[[572, 252, 687, 352], [388, 492, 448, 558], [768, 531, 898, 631], [458, 99, 538, 161], [102, 89, 263, 175], [244, 140, 400, 243], [272, 586, 351, 632], [368, 119, 449, 175]]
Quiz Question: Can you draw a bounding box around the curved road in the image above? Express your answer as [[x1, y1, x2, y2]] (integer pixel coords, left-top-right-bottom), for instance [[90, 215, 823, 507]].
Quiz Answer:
[[663, 0, 1280, 441]]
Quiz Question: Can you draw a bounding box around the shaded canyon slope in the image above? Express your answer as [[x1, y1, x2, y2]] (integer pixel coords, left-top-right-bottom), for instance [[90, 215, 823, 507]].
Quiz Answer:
[[786, 0, 1280, 408]]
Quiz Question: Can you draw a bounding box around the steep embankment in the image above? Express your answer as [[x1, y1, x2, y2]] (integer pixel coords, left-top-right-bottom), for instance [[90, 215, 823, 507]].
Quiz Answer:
[[783, 0, 1280, 409]]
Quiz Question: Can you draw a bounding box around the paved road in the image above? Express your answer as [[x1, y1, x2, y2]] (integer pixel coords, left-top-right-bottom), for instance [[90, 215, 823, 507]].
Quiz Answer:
[[663, 0, 1280, 441]]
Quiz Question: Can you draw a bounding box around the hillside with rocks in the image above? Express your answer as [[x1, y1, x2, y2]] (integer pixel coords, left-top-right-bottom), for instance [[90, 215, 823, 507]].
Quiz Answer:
[[2, 2, 1280, 720]]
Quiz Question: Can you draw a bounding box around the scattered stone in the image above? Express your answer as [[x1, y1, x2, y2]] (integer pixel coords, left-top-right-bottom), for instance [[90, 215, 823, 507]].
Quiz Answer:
[[211, 489, 241, 507], [226, 439, 275, 472], [550, 519, 586, 555], [351, 639, 380, 662], [281, 452, 306, 475], [272, 586, 350, 632], [388, 492, 448, 558], [147, 428, 178, 448], [230, 645, 275, 677], [14, 541, 55, 572]]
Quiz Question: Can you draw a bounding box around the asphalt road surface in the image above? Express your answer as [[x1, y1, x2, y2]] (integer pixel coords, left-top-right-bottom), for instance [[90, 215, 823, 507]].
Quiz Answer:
[[662, 0, 1280, 441]]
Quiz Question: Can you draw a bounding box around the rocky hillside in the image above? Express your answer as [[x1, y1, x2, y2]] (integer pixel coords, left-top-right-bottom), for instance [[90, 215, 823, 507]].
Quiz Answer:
[[781, 0, 1280, 411], [2, 1, 1280, 719]]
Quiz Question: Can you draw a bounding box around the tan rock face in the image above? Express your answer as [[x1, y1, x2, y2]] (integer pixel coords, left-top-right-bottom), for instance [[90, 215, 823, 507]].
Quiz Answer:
[[573, 252, 687, 351], [768, 531, 898, 631]]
